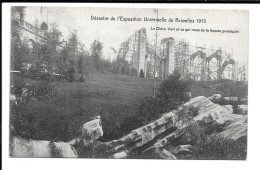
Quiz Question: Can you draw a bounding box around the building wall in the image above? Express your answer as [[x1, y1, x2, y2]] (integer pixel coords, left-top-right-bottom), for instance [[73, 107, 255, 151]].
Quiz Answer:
[[119, 28, 147, 74], [12, 8, 46, 46], [137, 29, 147, 74], [168, 39, 175, 76], [119, 29, 176, 79], [159, 37, 175, 78]]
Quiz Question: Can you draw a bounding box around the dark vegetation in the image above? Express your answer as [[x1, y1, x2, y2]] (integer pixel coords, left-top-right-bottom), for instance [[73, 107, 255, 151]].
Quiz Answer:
[[100, 70, 190, 141], [190, 135, 247, 160], [137, 110, 246, 160], [172, 114, 246, 160], [10, 68, 248, 142], [10, 72, 156, 141], [189, 79, 248, 115], [176, 123, 247, 160]]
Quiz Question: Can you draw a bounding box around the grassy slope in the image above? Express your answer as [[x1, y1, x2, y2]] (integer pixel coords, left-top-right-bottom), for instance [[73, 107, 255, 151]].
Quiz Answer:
[[23, 73, 157, 141], [19, 73, 235, 142]]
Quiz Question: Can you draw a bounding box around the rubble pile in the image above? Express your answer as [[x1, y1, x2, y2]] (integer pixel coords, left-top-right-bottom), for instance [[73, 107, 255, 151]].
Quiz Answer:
[[10, 96, 248, 159]]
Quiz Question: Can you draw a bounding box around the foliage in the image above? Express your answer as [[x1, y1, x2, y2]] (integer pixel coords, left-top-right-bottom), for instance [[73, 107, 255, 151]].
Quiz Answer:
[[75, 140, 110, 158], [137, 70, 191, 124], [10, 81, 55, 139], [138, 97, 178, 125], [79, 75, 85, 82], [67, 30, 78, 59], [99, 71, 195, 140], [11, 7, 26, 19], [43, 25, 62, 62], [215, 81, 248, 99], [175, 118, 231, 146], [100, 105, 142, 141], [190, 134, 247, 160], [65, 65, 76, 82], [111, 57, 133, 76], [158, 70, 190, 103], [90, 39, 103, 72], [172, 118, 246, 160], [131, 68, 138, 76], [175, 105, 200, 123], [77, 55, 84, 74], [139, 69, 145, 78]]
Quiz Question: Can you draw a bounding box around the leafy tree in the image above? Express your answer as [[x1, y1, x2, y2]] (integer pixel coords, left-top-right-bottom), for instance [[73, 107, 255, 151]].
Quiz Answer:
[[158, 70, 190, 103], [77, 55, 85, 74], [45, 24, 62, 57], [11, 7, 26, 70], [11, 7, 26, 20], [68, 30, 78, 58], [90, 40, 103, 72], [66, 60, 76, 82], [10, 81, 55, 138]]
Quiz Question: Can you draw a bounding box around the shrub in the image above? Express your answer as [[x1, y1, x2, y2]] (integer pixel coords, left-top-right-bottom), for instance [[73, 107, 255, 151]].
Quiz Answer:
[[158, 70, 190, 103], [173, 119, 246, 160], [11, 74, 26, 97], [187, 105, 200, 117], [174, 106, 198, 125], [172, 115, 234, 149], [139, 69, 144, 78], [215, 81, 248, 99], [135, 71, 193, 126], [99, 105, 142, 141], [190, 134, 247, 160], [131, 68, 137, 76], [79, 75, 85, 82], [10, 81, 55, 139], [66, 67, 76, 82], [74, 140, 110, 158]]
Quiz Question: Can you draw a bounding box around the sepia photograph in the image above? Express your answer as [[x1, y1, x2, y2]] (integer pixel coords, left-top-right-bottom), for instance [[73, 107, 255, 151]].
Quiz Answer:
[[8, 6, 248, 159]]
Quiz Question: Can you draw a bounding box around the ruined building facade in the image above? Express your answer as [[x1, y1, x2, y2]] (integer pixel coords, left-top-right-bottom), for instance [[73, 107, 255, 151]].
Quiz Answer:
[[11, 7, 48, 47], [118, 28, 242, 81], [118, 28, 175, 78], [158, 37, 175, 79], [118, 28, 148, 75]]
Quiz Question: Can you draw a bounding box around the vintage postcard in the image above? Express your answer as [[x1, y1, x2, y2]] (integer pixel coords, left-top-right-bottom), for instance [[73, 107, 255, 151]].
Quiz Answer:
[[9, 6, 248, 159]]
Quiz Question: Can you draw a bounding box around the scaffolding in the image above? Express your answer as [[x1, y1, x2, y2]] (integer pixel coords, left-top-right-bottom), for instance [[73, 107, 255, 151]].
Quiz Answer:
[[117, 28, 246, 82]]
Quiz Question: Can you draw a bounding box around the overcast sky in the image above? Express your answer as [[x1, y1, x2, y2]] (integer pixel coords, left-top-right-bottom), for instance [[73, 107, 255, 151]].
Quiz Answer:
[[24, 6, 248, 67]]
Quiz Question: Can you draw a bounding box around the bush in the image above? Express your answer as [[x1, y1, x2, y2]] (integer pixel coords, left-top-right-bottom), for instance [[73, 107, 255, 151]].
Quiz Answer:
[[190, 134, 247, 160], [10, 81, 55, 139], [158, 70, 190, 103], [175, 105, 200, 123], [131, 68, 137, 76], [64, 67, 76, 82], [173, 119, 246, 160], [139, 69, 144, 78], [215, 81, 248, 99], [99, 105, 142, 141], [135, 71, 193, 126], [79, 75, 85, 82], [74, 140, 110, 158]]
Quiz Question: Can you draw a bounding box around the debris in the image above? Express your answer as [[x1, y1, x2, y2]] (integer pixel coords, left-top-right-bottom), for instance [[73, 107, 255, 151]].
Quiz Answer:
[[113, 151, 128, 159], [172, 145, 192, 154], [208, 94, 221, 101], [10, 137, 52, 157], [157, 149, 177, 159]]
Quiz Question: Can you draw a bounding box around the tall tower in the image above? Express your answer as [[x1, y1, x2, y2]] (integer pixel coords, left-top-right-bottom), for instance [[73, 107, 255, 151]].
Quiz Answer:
[[161, 37, 175, 77], [38, 7, 48, 31], [136, 28, 147, 74]]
